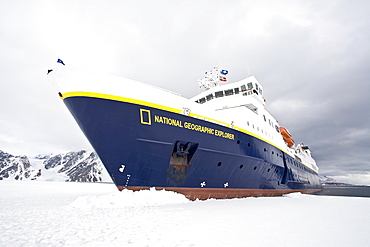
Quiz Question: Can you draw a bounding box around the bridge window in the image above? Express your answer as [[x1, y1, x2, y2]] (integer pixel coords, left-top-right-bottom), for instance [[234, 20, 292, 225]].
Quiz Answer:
[[206, 94, 213, 101], [199, 97, 206, 103], [243, 91, 252, 96], [225, 89, 233, 96], [247, 82, 253, 89], [215, 91, 224, 98], [234, 88, 240, 94], [241, 85, 247, 92]]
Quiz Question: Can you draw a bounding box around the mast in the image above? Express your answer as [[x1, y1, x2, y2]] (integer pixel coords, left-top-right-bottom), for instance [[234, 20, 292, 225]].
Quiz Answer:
[[198, 66, 228, 91]]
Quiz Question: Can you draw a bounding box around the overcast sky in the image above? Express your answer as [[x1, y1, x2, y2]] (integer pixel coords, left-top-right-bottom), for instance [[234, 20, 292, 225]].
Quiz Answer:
[[1, 0, 369, 184]]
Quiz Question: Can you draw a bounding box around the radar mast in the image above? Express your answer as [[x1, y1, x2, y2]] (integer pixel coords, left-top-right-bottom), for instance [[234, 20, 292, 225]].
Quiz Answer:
[[198, 66, 228, 91]]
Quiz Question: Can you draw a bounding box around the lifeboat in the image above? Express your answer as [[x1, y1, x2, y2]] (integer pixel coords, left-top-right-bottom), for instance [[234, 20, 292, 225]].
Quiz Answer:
[[279, 126, 292, 139], [284, 138, 295, 148], [279, 126, 295, 148]]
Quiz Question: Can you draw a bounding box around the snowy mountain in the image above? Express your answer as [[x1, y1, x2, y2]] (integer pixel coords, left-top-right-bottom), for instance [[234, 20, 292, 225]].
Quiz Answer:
[[0, 150, 39, 180], [319, 175, 337, 184], [318, 175, 352, 186], [0, 150, 111, 182]]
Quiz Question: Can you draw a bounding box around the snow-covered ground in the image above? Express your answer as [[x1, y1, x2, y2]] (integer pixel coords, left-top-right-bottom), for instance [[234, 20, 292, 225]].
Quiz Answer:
[[0, 181, 369, 247]]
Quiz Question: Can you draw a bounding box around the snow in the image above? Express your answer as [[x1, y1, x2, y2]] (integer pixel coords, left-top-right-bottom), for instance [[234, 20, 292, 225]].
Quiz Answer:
[[1, 181, 369, 247], [28, 156, 68, 182]]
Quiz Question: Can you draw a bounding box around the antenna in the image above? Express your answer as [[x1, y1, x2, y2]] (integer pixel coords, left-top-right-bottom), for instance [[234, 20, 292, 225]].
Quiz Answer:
[[198, 66, 227, 91], [247, 61, 251, 76]]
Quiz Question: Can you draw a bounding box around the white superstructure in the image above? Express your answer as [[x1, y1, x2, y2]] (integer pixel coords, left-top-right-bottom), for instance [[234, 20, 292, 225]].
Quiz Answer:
[[191, 67, 318, 173]]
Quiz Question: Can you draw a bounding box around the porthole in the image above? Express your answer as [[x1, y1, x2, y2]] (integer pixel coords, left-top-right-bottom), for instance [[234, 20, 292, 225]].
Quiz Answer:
[[272, 151, 274, 155], [248, 143, 251, 147], [264, 148, 267, 152], [237, 140, 240, 144], [253, 166, 257, 170], [267, 168, 270, 172], [217, 162, 222, 167], [239, 164, 244, 169]]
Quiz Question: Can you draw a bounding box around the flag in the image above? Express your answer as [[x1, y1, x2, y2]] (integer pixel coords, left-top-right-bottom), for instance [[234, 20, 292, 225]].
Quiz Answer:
[[57, 58, 65, 66], [220, 69, 228, 75], [219, 76, 227, 82]]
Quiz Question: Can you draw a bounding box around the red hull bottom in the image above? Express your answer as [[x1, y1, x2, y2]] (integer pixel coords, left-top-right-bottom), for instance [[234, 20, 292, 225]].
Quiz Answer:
[[118, 186, 322, 201]]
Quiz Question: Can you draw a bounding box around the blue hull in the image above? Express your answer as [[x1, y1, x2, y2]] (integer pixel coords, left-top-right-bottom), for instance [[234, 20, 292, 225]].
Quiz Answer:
[[64, 95, 321, 199]]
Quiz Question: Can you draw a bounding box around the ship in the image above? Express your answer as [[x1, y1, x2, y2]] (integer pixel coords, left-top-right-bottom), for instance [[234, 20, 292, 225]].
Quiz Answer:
[[48, 61, 322, 200]]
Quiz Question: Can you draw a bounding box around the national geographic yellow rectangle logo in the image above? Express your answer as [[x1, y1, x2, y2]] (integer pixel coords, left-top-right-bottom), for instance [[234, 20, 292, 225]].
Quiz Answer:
[[140, 109, 151, 125]]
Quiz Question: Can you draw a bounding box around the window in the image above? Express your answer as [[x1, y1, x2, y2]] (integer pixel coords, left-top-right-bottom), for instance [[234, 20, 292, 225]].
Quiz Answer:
[[224, 89, 233, 96], [247, 82, 253, 90], [241, 85, 247, 91], [263, 115, 266, 121], [234, 88, 240, 94], [255, 83, 259, 91], [206, 94, 213, 101], [243, 91, 252, 96], [215, 91, 224, 98]]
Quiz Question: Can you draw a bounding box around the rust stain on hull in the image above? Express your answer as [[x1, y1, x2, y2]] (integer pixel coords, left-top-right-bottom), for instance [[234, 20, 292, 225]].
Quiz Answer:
[[117, 186, 322, 201]]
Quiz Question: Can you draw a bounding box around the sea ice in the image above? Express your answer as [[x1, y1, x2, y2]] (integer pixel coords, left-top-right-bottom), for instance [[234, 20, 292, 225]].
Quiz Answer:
[[0, 181, 369, 246]]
